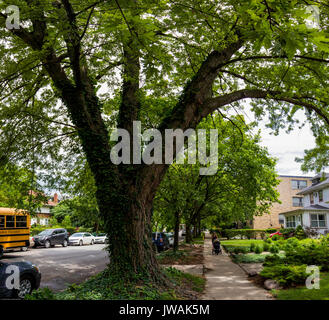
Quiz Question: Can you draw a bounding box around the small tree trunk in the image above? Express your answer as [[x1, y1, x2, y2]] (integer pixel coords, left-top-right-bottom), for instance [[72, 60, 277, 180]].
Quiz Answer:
[[197, 212, 201, 237], [173, 211, 180, 252], [185, 222, 192, 243], [193, 224, 197, 238]]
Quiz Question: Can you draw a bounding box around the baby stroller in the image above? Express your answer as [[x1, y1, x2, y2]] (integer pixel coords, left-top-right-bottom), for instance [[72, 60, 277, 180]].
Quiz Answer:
[[212, 239, 221, 255]]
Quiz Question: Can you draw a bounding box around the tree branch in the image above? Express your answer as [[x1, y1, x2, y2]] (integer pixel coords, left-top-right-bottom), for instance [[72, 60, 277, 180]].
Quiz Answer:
[[205, 89, 329, 126]]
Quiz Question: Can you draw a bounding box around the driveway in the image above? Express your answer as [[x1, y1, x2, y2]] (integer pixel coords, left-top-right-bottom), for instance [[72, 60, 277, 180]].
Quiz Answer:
[[1, 244, 109, 291]]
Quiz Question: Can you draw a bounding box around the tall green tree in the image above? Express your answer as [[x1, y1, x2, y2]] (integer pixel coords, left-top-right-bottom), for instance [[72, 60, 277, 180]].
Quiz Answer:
[[155, 116, 279, 246], [1, 0, 329, 282]]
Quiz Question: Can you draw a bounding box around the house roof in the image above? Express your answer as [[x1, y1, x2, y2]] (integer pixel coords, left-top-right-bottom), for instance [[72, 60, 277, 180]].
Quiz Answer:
[[296, 178, 329, 195], [278, 175, 313, 179], [280, 204, 329, 216]]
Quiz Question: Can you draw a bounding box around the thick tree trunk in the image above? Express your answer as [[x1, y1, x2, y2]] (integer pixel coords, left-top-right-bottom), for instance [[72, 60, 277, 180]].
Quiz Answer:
[[173, 211, 180, 251], [102, 185, 160, 279]]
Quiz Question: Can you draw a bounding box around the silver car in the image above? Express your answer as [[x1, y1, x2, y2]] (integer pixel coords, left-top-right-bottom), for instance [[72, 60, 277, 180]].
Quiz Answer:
[[94, 233, 108, 244]]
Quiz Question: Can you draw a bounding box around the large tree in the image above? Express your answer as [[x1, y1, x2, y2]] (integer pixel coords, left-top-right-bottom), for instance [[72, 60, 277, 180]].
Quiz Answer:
[[1, 0, 329, 281]]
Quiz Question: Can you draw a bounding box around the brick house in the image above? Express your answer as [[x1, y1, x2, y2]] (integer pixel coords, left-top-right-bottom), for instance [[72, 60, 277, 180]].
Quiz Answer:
[[30, 193, 59, 226], [253, 175, 313, 229]]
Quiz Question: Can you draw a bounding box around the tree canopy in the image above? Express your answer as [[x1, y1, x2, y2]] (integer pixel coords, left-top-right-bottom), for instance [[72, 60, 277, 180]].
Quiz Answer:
[[154, 115, 279, 241], [1, 0, 329, 280]]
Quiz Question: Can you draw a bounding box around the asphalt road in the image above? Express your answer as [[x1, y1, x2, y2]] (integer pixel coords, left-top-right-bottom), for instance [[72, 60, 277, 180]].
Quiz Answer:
[[1, 244, 109, 291]]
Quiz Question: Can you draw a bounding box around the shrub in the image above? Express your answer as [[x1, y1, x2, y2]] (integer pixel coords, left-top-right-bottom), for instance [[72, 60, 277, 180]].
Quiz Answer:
[[263, 242, 270, 251], [304, 226, 320, 238], [263, 254, 285, 266], [280, 228, 295, 239], [260, 264, 308, 287], [269, 245, 279, 254], [233, 247, 240, 254], [224, 246, 250, 254], [254, 245, 263, 254], [265, 228, 277, 233], [223, 229, 269, 240], [233, 254, 267, 264], [295, 226, 307, 240], [250, 242, 256, 251], [264, 237, 273, 244]]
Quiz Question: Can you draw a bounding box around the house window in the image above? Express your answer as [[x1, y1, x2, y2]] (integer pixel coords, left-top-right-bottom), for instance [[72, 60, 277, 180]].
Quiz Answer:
[[291, 180, 308, 190], [310, 214, 326, 228], [310, 193, 314, 204], [286, 216, 296, 228], [319, 190, 323, 202], [292, 197, 303, 207]]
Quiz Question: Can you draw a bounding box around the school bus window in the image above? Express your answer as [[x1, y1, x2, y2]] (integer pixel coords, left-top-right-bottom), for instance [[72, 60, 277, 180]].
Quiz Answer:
[[0, 215, 4, 228], [16, 216, 27, 228], [6, 215, 15, 228]]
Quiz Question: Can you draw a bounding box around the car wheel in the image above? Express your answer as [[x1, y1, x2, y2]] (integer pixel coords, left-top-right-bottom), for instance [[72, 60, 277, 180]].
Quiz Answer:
[[17, 276, 34, 299], [45, 240, 51, 248], [79, 240, 83, 246], [62, 240, 68, 247]]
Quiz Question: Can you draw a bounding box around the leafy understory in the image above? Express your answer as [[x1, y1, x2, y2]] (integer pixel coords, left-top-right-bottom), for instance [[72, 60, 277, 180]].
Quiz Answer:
[[25, 267, 206, 300]]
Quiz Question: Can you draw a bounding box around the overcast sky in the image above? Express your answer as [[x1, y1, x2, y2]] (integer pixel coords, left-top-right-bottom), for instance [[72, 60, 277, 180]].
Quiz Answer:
[[244, 107, 316, 177]]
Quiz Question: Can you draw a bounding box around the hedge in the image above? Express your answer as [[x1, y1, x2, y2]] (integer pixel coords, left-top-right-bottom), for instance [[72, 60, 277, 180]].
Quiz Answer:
[[222, 228, 278, 240]]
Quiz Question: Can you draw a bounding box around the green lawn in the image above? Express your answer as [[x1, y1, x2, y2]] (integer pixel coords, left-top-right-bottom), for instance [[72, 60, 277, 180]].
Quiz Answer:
[[273, 272, 329, 300], [221, 239, 264, 247]]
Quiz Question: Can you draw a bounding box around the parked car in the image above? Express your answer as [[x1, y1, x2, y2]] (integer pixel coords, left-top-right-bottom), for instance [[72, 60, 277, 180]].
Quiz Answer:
[[0, 261, 41, 299], [165, 232, 174, 247], [93, 233, 108, 244], [69, 232, 95, 246], [152, 232, 170, 252], [32, 228, 69, 248]]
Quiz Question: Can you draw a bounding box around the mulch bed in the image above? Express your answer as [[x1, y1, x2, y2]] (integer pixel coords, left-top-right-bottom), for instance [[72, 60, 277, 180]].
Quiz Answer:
[[158, 244, 204, 265]]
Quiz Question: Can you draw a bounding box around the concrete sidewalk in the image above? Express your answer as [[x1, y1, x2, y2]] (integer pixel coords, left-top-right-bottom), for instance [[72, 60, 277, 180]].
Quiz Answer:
[[202, 234, 272, 300]]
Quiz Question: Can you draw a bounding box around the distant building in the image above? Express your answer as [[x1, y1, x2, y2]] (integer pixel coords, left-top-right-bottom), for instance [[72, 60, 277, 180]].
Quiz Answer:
[[30, 193, 59, 226], [280, 173, 329, 234], [253, 175, 313, 229]]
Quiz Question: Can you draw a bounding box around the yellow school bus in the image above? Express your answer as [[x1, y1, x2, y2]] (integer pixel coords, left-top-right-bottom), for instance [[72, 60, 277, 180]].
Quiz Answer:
[[0, 208, 31, 258]]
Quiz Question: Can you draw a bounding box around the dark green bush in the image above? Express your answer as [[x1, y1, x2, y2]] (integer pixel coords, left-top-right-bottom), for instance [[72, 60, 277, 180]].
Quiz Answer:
[[260, 264, 308, 287], [223, 245, 250, 254], [263, 242, 270, 251], [233, 247, 249, 254], [233, 254, 267, 264], [254, 245, 263, 254], [224, 229, 267, 240], [280, 227, 295, 239], [265, 228, 277, 233], [269, 245, 279, 254], [263, 253, 285, 266], [295, 225, 307, 240]]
